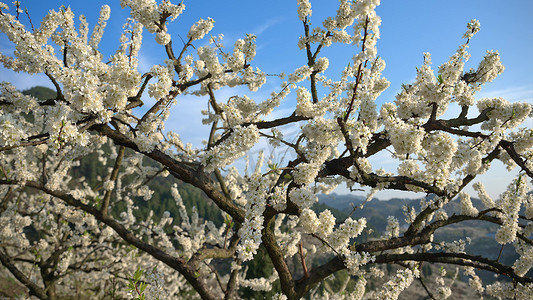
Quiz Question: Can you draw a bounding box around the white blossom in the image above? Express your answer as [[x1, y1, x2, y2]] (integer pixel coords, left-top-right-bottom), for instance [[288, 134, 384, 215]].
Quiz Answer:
[[202, 125, 259, 172], [296, 0, 312, 22], [187, 18, 214, 41]]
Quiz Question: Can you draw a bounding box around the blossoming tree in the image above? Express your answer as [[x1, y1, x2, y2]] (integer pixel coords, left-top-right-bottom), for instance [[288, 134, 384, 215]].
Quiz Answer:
[[1, 0, 532, 299]]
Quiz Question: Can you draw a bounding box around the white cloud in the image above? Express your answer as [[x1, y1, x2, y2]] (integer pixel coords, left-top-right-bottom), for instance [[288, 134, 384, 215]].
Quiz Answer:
[[476, 85, 533, 102], [165, 94, 211, 148], [136, 49, 155, 74], [252, 17, 283, 37], [0, 68, 54, 91]]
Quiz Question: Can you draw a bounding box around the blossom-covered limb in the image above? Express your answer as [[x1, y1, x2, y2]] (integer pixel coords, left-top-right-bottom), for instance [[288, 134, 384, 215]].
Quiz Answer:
[[6, 180, 218, 300], [0, 112, 97, 153], [301, 15, 323, 104], [424, 209, 533, 246], [296, 228, 532, 299], [293, 228, 433, 297], [91, 123, 245, 223], [137, 87, 180, 128], [374, 252, 533, 285], [244, 112, 309, 129], [44, 71, 65, 102], [500, 140, 533, 178], [406, 147, 500, 236], [259, 131, 302, 155], [429, 107, 493, 128], [355, 170, 448, 196], [210, 113, 308, 153], [125, 73, 153, 110], [294, 256, 344, 298], [344, 16, 370, 121], [337, 117, 357, 157], [298, 242, 310, 278], [0, 137, 48, 152]]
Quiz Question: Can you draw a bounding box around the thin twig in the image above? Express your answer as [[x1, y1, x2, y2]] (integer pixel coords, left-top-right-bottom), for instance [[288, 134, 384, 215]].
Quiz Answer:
[[299, 242, 309, 279], [497, 244, 504, 262]]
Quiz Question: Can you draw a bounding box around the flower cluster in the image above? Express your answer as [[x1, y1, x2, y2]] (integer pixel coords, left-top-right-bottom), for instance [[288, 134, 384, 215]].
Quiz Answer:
[[296, 0, 312, 22], [495, 176, 527, 244], [289, 187, 318, 210], [384, 216, 399, 239], [459, 192, 478, 216], [202, 125, 259, 172], [187, 17, 214, 41], [237, 175, 268, 261], [513, 245, 533, 277], [375, 268, 420, 300], [433, 267, 453, 299], [344, 251, 375, 275], [328, 217, 367, 251], [121, 0, 184, 34]]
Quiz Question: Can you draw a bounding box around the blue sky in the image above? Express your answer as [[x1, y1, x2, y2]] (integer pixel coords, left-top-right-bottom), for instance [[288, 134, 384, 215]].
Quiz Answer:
[[1, 0, 532, 200]]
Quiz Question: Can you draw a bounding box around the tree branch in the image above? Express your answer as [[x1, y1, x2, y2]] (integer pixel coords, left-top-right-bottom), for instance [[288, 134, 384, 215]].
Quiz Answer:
[[3, 180, 218, 300], [100, 145, 125, 217], [0, 250, 51, 300], [90, 124, 245, 224]]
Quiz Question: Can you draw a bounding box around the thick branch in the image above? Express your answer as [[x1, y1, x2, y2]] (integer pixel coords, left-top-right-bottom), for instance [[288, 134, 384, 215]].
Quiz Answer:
[[262, 218, 296, 299], [0, 250, 51, 300], [188, 243, 237, 271], [90, 124, 245, 224], [500, 140, 533, 178], [101, 145, 125, 217], [0, 138, 48, 152], [244, 113, 309, 129], [374, 252, 533, 284]]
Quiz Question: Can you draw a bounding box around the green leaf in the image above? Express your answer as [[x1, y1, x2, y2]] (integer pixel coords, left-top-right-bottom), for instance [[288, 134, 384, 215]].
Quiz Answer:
[[139, 282, 147, 293], [134, 267, 144, 282], [437, 74, 444, 84], [284, 174, 292, 180], [224, 214, 233, 228], [128, 279, 136, 290], [268, 162, 278, 170]]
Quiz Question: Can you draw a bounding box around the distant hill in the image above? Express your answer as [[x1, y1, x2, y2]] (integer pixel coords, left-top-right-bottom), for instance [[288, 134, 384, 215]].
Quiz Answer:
[[318, 193, 418, 232], [22, 86, 56, 100], [318, 192, 532, 281], [318, 193, 498, 232]]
